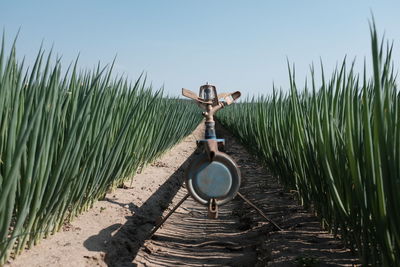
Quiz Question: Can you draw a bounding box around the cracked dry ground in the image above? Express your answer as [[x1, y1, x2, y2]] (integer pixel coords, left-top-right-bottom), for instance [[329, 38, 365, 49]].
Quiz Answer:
[[107, 124, 359, 267]]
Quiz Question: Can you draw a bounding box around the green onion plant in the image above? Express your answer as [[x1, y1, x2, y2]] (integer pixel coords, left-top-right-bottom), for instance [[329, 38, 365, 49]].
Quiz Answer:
[[0, 36, 201, 264], [217, 23, 399, 266]]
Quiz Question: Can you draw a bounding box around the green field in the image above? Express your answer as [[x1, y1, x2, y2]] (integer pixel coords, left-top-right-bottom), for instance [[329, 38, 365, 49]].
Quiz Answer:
[[0, 39, 202, 264], [1, 23, 399, 266], [217, 24, 399, 266]]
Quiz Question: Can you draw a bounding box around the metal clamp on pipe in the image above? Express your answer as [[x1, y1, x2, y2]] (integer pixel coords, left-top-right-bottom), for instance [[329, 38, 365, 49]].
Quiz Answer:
[[208, 198, 218, 219]]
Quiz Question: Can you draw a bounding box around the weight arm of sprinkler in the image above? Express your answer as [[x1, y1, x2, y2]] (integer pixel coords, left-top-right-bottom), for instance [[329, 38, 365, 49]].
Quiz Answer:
[[182, 87, 241, 120]]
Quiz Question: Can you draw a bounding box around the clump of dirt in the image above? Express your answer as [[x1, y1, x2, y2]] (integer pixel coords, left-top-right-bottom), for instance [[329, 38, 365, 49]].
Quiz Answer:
[[151, 161, 169, 168]]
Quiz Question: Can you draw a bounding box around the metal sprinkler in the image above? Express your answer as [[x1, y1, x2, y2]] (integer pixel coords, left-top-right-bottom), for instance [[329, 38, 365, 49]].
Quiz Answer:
[[182, 84, 241, 219], [148, 84, 281, 239]]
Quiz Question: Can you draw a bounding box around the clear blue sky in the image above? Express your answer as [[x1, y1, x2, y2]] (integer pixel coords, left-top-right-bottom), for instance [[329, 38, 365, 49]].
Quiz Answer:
[[1, 1, 399, 96]]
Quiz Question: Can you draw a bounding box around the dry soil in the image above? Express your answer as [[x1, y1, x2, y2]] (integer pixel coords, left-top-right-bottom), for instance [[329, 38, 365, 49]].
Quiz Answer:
[[6, 123, 359, 267]]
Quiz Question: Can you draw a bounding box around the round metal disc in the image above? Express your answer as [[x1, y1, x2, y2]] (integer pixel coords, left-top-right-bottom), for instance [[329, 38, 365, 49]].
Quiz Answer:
[[193, 161, 232, 198], [185, 152, 241, 205]]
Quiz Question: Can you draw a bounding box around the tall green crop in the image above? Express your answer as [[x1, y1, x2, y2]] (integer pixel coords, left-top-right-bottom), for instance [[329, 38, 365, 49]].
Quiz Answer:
[[217, 23, 399, 266], [0, 38, 202, 264]]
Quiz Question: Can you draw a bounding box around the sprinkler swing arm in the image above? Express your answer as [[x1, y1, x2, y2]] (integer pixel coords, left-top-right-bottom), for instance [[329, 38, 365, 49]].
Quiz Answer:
[[182, 85, 241, 161]]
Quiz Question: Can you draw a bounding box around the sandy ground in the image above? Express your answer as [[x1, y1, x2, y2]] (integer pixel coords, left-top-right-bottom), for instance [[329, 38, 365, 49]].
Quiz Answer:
[[6, 123, 359, 267]]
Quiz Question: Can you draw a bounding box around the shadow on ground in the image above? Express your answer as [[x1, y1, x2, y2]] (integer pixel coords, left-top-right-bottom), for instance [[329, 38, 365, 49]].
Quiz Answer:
[[84, 123, 359, 267], [84, 151, 198, 267]]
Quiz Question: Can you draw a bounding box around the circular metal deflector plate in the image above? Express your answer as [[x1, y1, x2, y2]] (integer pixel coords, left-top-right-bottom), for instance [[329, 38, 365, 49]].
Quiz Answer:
[[185, 152, 241, 205]]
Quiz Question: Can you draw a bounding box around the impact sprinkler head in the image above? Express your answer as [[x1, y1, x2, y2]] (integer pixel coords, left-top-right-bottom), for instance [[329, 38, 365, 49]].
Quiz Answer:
[[182, 84, 241, 218]]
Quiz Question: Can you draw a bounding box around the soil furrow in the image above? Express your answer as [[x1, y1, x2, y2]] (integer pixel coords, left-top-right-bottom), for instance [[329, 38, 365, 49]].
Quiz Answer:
[[131, 123, 359, 267], [7, 123, 359, 267]]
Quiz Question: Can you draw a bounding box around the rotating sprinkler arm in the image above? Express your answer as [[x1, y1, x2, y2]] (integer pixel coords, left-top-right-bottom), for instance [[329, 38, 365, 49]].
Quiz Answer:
[[182, 85, 240, 140], [203, 91, 241, 122], [182, 87, 241, 122]]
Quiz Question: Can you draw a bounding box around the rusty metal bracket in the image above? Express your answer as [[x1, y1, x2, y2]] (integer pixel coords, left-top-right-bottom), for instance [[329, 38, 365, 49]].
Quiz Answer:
[[203, 139, 218, 161], [208, 198, 218, 219]]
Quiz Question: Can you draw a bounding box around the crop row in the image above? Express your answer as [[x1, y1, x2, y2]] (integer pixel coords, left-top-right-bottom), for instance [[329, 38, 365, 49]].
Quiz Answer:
[[217, 24, 399, 266], [0, 38, 201, 264]]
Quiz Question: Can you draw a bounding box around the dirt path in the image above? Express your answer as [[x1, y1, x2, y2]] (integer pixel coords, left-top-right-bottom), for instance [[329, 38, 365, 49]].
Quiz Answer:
[[7, 123, 359, 267], [131, 124, 359, 267]]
